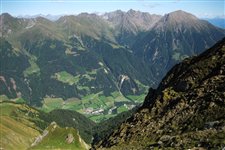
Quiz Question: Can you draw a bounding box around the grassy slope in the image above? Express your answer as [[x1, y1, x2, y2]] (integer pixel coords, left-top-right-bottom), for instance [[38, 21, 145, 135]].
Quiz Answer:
[[0, 102, 43, 150], [30, 123, 89, 150], [42, 109, 96, 144], [0, 116, 40, 150], [0, 102, 92, 149]]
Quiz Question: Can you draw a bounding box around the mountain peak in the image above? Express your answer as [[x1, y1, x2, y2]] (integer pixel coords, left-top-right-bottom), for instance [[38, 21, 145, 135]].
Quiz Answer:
[[0, 13, 15, 22], [0, 13, 13, 18], [152, 10, 205, 31], [162, 10, 199, 25], [35, 16, 52, 22], [127, 9, 140, 14], [78, 12, 98, 18], [163, 10, 198, 24]]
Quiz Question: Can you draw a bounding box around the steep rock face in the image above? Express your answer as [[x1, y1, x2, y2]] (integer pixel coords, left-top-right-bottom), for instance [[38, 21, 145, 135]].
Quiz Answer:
[[104, 9, 161, 32], [133, 10, 225, 85], [95, 38, 225, 149], [103, 9, 161, 46]]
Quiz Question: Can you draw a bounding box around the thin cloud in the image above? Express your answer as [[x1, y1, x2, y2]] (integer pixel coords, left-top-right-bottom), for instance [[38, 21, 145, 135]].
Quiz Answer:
[[51, 0, 64, 2], [136, 0, 161, 9], [142, 3, 161, 8], [173, 0, 181, 3]]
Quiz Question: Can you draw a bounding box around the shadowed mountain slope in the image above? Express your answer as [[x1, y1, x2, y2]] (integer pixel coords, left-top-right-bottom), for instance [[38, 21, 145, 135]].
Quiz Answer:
[[95, 37, 225, 149]]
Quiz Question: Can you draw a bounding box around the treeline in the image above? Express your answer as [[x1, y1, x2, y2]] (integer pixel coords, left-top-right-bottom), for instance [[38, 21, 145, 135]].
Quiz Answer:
[[40, 107, 138, 144], [40, 109, 96, 144]]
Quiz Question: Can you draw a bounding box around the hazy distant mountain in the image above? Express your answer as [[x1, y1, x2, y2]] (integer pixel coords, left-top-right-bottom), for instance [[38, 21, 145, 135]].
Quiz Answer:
[[203, 17, 225, 29], [103, 9, 161, 31], [17, 14, 63, 21], [102, 9, 161, 46], [56, 13, 117, 42], [0, 10, 224, 122]]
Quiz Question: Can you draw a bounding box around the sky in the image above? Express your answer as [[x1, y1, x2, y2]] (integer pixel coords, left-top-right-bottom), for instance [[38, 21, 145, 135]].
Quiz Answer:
[[1, 0, 225, 18]]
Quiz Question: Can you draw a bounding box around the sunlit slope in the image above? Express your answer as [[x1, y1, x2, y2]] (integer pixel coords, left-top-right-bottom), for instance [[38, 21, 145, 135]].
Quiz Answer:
[[0, 102, 44, 149]]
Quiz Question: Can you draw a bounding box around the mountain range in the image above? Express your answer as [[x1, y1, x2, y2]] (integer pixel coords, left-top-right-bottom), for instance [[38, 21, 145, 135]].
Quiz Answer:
[[1, 32, 224, 150], [204, 18, 225, 29], [0, 10, 225, 122], [17, 12, 225, 29]]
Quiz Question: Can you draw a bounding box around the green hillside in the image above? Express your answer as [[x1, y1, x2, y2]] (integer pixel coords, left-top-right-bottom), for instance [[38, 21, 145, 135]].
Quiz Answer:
[[0, 102, 95, 149], [42, 109, 96, 143], [0, 102, 46, 150], [0, 10, 225, 123], [30, 122, 90, 150]]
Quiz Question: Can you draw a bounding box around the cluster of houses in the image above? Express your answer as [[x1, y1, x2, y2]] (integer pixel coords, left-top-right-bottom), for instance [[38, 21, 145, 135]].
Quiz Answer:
[[84, 108, 104, 115], [83, 103, 136, 115]]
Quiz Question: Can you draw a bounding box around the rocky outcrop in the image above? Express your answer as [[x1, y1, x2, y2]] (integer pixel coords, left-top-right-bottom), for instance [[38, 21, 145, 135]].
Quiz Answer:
[[65, 133, 74, 144]]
